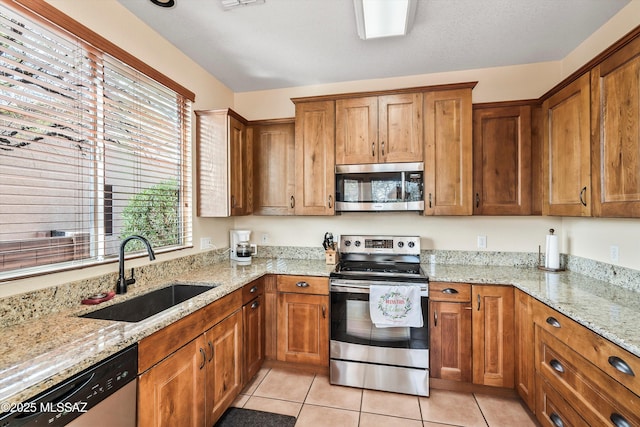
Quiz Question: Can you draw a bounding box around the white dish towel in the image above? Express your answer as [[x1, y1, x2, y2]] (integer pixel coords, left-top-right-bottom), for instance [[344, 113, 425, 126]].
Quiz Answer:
[[369, 285, 423, 328]]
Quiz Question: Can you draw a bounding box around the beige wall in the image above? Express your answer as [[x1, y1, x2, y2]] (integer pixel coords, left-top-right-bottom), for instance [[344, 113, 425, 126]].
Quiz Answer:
[[2, 1, 640, 298]]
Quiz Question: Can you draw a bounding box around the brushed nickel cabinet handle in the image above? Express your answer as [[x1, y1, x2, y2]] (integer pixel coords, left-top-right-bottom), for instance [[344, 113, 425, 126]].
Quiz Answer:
[[250, 285, 258, 293], [610, 413, 631, 427], [550, 359, 565, 374], [442, 288, 459, 294], [328, 195, 333, 209], [476, 192, 480, 208], [608, 356, 635, 376], [381, 141, 385, 156], [251, 300, 260, 309], [290, 195, 295, 209], [372, 142, 375, 157], [546, 316, 561, 328], [199, 348, 206, 369], [477, 294, 481, 311], [296, 281, 310, 287], [429, 193, 432, 208], [322, 305, 327, 318], [579, 186, 587, 207], [434, 310, 438, 327], [550, 413, 564, 427], [208, 341, 214, 362]]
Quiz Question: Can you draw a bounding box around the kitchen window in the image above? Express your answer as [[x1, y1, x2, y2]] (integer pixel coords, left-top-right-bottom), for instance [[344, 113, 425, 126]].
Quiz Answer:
[[0, 1, 194, 280]]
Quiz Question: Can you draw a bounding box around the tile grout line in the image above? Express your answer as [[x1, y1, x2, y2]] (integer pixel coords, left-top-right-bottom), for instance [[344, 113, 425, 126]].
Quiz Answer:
[[472, 392, 490, 427]]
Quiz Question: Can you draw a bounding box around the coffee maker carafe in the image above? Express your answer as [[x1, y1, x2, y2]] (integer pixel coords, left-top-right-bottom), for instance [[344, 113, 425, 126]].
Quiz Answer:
[[230, 229, 257, 265]]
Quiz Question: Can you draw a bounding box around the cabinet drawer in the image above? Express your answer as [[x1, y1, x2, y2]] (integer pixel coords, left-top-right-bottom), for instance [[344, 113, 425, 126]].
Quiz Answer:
[[536, 326, 640, 427], [242, 279, 264, 304], [429, 282, 471, 302], [536, 373, 586, 427], [531, 298, 640, 397], [277, 275, 329, 295]]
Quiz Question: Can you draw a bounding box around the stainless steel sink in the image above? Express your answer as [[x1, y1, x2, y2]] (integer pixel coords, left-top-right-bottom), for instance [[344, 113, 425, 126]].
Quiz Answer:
[[80, 284, 214, 322]]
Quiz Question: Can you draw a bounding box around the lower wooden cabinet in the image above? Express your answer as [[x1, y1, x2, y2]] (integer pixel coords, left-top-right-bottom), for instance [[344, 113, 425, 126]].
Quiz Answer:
[[514, 289, 535, 411], [138, 337, 206, 427], [471, 285, 515, 388], [243, 292, 265, 382], [276, 275, 329, 367], [429, 282, 472, 382]]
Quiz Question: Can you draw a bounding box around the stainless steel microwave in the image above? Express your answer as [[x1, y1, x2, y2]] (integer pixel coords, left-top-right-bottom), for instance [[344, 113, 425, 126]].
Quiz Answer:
[[335, 162, 424, 212]]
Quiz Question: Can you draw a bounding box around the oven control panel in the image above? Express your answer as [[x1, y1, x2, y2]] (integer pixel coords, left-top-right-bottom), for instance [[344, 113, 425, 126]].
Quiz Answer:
[[338, 235, 420, 255]]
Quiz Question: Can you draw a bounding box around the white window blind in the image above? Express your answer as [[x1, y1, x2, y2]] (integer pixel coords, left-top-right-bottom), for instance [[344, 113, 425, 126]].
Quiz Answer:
[[0, 3, 192, 279]]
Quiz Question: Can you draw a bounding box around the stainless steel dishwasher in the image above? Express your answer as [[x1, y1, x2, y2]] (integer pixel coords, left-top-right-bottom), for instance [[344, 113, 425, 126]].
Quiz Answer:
[[0, 345, 137, 427]]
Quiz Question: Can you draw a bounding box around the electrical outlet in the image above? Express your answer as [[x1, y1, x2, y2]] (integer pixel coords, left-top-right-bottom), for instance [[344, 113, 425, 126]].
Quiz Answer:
[[261, 233, 270, 244], [200, 237, 212, 250], [477, 235, 487, 249], [610, 245, 619, 263]]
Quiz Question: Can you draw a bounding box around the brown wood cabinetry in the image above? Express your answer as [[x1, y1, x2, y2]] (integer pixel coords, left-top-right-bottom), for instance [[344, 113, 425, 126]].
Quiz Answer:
[[471, 285, 515, 388], [293, 101, 335, 215], [542, 73, 591, 216], [424, 88, 474, 215], [591, 34, 640, 217], [429, 282, 472, 382], [514, 289, 535, 412], [276, 275, 329, 367], [242, 279, 265, 383], [251, 120, 296, 215], [137, 290, 243, 427], [196, 109, 252, 217], [473, 103, 533, 215], [335, 93, 423, 164]]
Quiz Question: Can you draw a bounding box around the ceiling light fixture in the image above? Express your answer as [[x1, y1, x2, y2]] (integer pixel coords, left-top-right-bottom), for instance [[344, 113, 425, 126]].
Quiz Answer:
[[353, 0, 417, 40], [149, 0, 175, 7], [220, 0, 265, 11]]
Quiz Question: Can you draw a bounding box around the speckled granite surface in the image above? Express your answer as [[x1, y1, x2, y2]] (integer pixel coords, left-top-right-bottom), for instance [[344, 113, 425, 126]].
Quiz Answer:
[[0, 251, 639, 410]]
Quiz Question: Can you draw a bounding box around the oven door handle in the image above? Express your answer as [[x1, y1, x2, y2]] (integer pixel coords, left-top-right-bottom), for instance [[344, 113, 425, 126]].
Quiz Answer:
[[330, 282, 428, 296]]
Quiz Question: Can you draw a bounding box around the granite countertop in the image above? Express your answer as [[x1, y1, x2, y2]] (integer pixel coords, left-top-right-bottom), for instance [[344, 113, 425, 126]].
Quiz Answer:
[[0, 258, 639, 408]]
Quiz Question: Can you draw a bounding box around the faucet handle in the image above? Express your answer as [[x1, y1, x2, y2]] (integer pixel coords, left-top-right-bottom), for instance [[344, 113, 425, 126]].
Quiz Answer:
[[126, 267, 136, 286]]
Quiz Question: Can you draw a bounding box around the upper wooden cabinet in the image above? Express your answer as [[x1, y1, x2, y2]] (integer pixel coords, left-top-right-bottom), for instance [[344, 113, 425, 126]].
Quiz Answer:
[[591, 35, 640, 217], [473, 103, 533, 215], [251, 120, 296, 215], [335, 93, 423, 164], [424, 87, 474, 215], [294, 100, 336, 215], [196, 109, 252, 217], [542, 73, 591, 216]]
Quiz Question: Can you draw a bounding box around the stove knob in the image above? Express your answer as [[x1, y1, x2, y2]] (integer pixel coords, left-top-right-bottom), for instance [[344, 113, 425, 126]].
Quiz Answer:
[[355, 240, 361, 247], [344, 240, 351, 247], [397, 241, 404, 248], [408, 241, 415, 248]]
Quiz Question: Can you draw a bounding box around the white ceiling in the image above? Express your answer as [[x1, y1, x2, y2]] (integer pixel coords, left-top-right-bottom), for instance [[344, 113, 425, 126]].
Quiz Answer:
[[117, 0, 631, 93]]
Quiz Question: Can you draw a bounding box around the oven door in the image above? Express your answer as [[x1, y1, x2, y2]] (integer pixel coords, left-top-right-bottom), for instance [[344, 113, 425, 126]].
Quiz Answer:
[[330, 279, 428, 369]]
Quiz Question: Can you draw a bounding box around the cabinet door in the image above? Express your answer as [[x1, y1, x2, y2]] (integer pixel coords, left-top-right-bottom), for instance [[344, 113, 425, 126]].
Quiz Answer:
[[229, 115, 251, 216], [243, 294, 265, 383], [473, 105, 532, 215], [472, 285, 515, 388], [252, 122, 295, 215], [138, 336, 206, 427], [424, 89, 473, 215], [591, 36, 640, 217], [514, 290, 535, 412], [542, 73, 591, 216], [379, 93, 423, 163], [205, 310, 243, 425], [429, 300, 472, 382], [336, 97, 378, 165], [277, 292, 329, 366], [294, 101, 335, 215]]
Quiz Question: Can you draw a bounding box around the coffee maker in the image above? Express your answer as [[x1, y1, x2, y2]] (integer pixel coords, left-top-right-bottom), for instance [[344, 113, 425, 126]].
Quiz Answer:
[[230, 229, 257, 265]]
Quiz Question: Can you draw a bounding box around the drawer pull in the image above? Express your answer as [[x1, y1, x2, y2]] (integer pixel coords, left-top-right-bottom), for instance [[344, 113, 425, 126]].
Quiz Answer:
[[434, 310, 438, 327], [550, 359, 565, 374], [250, 285, 258, 293], [550, 413, 564, 427], [296, 281, 310, 288], [442, 288, 459, 294], [610, 413, 631, 427], [546, 316, 561, 328], [199, 348, 206, 369], [207, 341, 214, 362], [251, 300, 260, 309], [608, 356, 635, 377]]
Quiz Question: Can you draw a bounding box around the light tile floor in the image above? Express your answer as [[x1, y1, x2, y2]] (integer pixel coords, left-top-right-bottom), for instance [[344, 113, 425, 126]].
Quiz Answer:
[[232, 366, 539, 427]]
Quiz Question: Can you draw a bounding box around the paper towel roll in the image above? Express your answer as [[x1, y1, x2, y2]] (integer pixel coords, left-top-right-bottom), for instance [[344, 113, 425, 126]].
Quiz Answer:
[[545, 233, 560, 269]]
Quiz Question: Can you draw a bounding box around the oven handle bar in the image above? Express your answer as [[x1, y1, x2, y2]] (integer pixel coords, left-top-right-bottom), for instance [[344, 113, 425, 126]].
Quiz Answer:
[[330, 281, 428, 296]]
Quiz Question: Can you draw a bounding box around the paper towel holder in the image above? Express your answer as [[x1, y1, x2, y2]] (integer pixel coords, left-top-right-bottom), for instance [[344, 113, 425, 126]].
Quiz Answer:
[[537, 229, 565, 272]]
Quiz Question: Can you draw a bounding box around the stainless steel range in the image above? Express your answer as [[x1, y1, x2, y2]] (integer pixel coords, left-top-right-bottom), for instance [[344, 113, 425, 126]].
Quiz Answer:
[[329, 235, 430, 396]]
